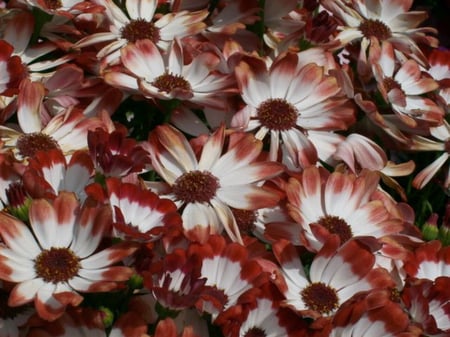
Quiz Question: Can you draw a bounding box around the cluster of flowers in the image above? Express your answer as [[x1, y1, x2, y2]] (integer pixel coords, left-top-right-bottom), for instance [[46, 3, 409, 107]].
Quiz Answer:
[[0, 0, 449, 336]]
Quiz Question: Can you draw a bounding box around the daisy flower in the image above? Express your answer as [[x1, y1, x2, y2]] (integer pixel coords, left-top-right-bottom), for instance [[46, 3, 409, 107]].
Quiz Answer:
[[272, 237, 395, 319], [328, 289, 414, 337], [190, 235, 266, 320], [285, 166, 405, 252], [402, 277, 450, 336], [74, 0, 208, 67], [0, 192, 138, 321], [231, 51, 354, 169], [320, 0, 438, 65], [104, 177, 182, 241], [147, 124, 284, 243], [370, 40, 444, 128], [104, 38, 236, 110], [0, 79, 109, 160]]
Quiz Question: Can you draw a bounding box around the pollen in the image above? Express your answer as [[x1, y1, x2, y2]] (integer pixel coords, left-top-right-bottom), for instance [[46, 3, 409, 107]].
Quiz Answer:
[[173, 170, 220, 204], [317, 215, 353, 244], [44, 0, 62, 9], [34, 247, 80, 284], [383, 77, 402, 92], [244, 327, 267, 337], [231, 208, 257, 234], [16, 132, 60, 158], [300, 282, 339, 315], [151, 72, 192, 94], [359, 19, 392, 41], [257, 98, 298, 131], [121, 19, 160, 43]]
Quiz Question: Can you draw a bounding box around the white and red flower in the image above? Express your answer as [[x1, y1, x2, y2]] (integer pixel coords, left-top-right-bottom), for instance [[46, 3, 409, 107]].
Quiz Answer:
[[231, 51, 354, 170], [74, 0, 208, 67], [283, 166, 405, 252], [147, 123, 284, 243], [0, 192, 138, 321], [272, 236, 395, 319]]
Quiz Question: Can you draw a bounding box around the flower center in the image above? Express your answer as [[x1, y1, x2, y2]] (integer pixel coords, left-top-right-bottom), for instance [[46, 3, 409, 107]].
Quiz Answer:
[[173, 170, 220, 204], [359, 19, 392, 41], [34, 247, 80, 284], [257, 98, 298, 131], [44, 0, 62, 9], [317, 215, 353, 244], [16, 132, 60, 158], [151, 72, 192, 94], [300, 282, 339, 315], [244, 327, 267, 337], [231, 208, 256, 234], [121, 19, 160, 43], [383, 77, 402, 92]]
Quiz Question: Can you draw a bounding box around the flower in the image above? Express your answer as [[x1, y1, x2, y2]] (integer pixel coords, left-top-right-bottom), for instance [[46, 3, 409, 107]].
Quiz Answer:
[[272, 237, 395, 319], [147, 123, 284, 243], [0, 192, 138, 321], [284, 166, 405, 252], [231, 51, 354, 170], [321, 0, 438, 65], [369, 40, 444, 127], [104, 38, 236, 110], [74, 0, 208, 67]]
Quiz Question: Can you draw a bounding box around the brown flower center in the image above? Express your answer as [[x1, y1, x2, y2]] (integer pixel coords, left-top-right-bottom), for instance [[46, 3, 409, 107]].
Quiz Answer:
[[317, 215, 353, 244], [34, 247, 80, 284], [244, 327, 267, 337], [231, 208, 256, 234], [173, 170, 220, 204], [359, 19, 392, 41], [301, 282, 339, 315], [16, 132, 60, 158], [151, 72, 192, 94], [257, 98, 298, 131], [121, 19, 160, 43], [44, 0, 62, 9], [383, 77, 402, 92]]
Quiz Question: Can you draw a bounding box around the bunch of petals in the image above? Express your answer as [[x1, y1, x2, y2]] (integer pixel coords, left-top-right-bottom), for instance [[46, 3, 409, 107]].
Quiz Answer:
[[410, 120, 450, 191], [187, 235, 268, 321], [146, 123, 284, 243], [0, 9, 74, 82], [426, 48, 450, 107], [74, 0, 209, 68], [321, 0, 438, 67], [18, 147, 93, 201], [271, 236, 395, 320], [368, 40, 444, 128], [87, 126, 152, 177], [219, 287, 309, 337], [0, 281, 35, 337], [0, 78, 115, 160], [86, 176, 182, 242], [231, 49, 355, 170], [0, 192, 138, 321], [324, 288, 417, 337], [264, 166, 407, 252], [401, 277, 450, 336], [403, 240, 450, 281], [104, 38, 236, 110], [0, 40, 26, 97]]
